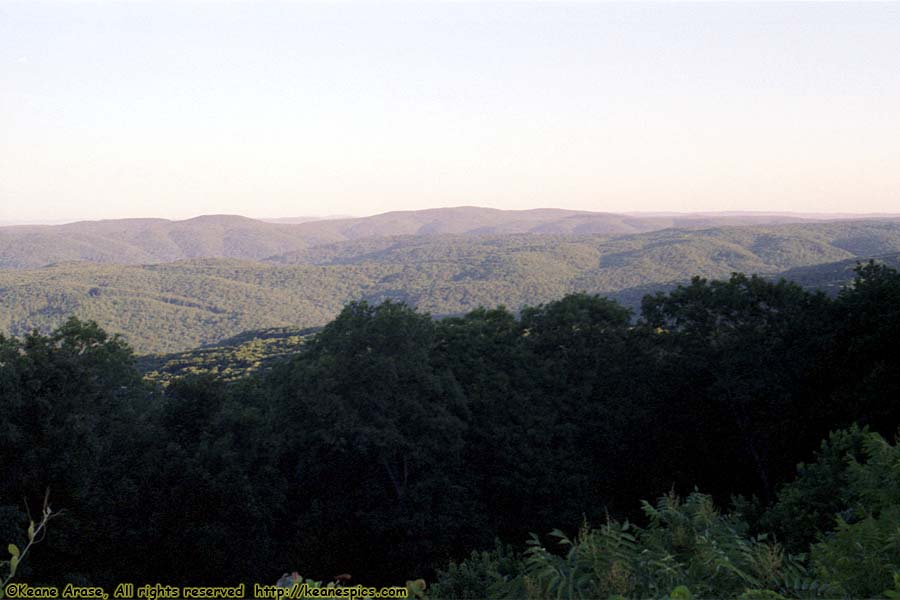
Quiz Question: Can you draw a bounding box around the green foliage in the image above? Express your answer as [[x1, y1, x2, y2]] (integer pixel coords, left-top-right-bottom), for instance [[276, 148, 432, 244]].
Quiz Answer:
[[434, 492, 827, 599], [829, 261, 900, 428], [760, 425, 900, 597], [0, 494, 57, 598], [0, 259, 376, 353], [761, 426, 869, 552], [139, 327, 315, 385], [265, 301, 483, 580], [2, 263, 900, 593], [808, 433, 900, 597], [535, 493, 814, 599], [429, 542, 523, 600]]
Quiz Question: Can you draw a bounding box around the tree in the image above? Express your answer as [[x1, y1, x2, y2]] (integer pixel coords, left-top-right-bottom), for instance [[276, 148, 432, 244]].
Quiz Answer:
[[829, 261, 900, 430], [266, 301, 481, 582], [640, 274, 833, 501], [0, 318, 148, 582]]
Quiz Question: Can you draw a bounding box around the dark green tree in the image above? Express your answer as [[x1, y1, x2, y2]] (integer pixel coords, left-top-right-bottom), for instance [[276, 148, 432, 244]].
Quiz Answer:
[[266, 301, 481, 582]]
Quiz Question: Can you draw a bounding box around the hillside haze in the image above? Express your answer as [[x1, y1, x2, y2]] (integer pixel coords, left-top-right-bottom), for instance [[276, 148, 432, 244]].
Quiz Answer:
[[0, 207, 865, 269], [3, 213, 900, 353], [0, 215, 312, 269]]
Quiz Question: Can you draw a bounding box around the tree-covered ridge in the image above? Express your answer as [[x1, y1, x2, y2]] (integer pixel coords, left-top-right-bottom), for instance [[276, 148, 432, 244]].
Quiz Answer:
[[777, 251, 900, 294], [138, 326, 317, 386], [3, 221, 900, 353], [135, 247, 893, 384], [279, 220, 900, 270], [2, 264, 899, 596], [0, 259, 373, 353], [0, 215, 314, 269], [0, 208, 853, 269]]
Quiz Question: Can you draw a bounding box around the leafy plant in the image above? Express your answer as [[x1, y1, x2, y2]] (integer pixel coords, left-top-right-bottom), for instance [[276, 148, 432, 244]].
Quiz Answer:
[[0, 492, 58, 599]]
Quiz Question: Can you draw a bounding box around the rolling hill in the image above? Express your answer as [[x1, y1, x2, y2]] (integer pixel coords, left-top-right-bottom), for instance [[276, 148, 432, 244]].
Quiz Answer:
[[283, 206, 824, 242], [777, 252, 900, 294], [133, 249, 900, 384], [0, 215, 313, 269], [4, 220, 900, 354], [0, 207, 867, 269]]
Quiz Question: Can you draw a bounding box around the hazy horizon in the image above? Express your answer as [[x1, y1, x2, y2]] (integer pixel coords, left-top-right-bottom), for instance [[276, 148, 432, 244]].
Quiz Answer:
[[4, 205, 900, 228], [3, 1, 899, 221]]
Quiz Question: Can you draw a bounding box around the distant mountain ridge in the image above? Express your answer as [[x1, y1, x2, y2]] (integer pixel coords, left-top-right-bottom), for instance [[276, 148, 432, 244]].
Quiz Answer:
[[4, 220, 900, 353], [2, 206, 885, 269], [0, 215, 312, 269]]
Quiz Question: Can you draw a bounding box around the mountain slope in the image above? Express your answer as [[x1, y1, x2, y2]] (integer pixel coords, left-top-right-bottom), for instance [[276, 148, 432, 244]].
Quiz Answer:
[[133, 250, 900, 384], [777, 252, 900, 294], [0, 215, 313, 269], [138, 326, 319, 385], [4, 221, 900, 353], [284, 206, 831, 243], [0, 207, 865, 269]]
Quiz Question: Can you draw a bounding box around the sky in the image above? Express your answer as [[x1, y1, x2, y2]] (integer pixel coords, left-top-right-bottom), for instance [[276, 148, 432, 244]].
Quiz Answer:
[[2, 1, 899, 223]]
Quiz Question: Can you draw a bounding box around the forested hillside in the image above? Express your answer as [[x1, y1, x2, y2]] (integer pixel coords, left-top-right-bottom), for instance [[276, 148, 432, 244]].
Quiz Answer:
[[0, 215, 313, 269], [138, 326, 316, 385], [283, 206, 823, 242], [3, 220, 900, 353], [0, 207, 882, 269], [3, 264, 900, 597], [778, 252, 900, 294], [0, 259, 371, 353], [133, 254, 900, 384]]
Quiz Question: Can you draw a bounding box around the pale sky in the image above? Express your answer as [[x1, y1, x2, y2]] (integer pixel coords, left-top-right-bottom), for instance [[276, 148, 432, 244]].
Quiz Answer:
[[2, 1, 899, 222]]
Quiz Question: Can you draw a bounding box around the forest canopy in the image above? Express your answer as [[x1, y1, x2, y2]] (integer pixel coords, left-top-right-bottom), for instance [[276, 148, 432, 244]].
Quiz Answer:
[[2, 263, 900, 597]]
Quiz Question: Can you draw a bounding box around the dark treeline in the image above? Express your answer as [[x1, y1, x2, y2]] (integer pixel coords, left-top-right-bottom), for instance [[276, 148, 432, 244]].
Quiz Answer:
[[1, 263, 899, 592]]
